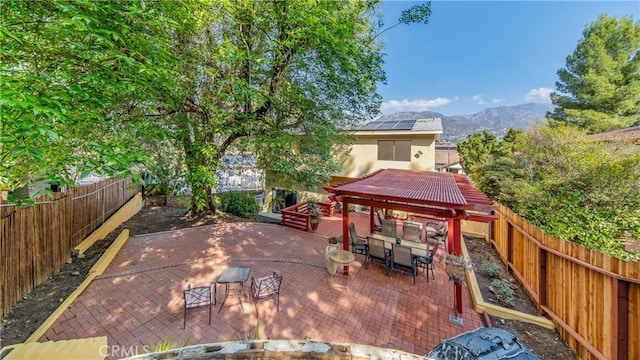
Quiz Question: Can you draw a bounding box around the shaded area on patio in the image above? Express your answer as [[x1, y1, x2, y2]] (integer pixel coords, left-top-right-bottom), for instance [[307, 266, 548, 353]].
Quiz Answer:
[[39, 221, 481, 357]]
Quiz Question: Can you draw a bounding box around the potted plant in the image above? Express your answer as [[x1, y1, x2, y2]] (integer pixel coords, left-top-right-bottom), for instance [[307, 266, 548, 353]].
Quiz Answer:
[[439, 253, 473, 285], [307, 200, 322, 231]]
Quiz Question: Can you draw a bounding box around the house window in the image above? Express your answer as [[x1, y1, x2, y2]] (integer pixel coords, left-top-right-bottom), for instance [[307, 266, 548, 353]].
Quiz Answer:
[[378, 140, 411, 161]]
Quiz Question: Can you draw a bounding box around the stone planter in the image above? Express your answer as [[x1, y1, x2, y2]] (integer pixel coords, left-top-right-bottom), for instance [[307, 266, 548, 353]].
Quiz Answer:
[[443, 254, 473, 285], [446, 262, 466, 284], [325, 244, 340, 274]]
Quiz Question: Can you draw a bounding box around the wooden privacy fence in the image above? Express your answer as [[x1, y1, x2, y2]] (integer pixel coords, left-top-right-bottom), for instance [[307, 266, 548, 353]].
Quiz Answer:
[[0, 177, 140, 316], [490, 203, 639, 360]]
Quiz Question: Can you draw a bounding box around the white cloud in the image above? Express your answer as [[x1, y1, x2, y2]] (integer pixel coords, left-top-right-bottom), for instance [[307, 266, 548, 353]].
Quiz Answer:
[[525, 87, 553, 102], [470, 94, 486, 105], [380, 97, 453, 112], [491, 98, 504, 104]]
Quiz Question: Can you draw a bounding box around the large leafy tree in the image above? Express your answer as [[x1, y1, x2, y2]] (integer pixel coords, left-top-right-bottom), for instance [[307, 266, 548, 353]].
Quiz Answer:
[[548, 15, 640, 133], [457, 128, 525, 203], [457, 130, 498, 174], [0, 0, 196, 195], [2, 0, 431, 212], [158, 0, 430, 212]]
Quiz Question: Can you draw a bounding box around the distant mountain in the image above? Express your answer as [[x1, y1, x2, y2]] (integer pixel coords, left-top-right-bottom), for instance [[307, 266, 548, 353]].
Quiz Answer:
[[376, 103, 554, 143]]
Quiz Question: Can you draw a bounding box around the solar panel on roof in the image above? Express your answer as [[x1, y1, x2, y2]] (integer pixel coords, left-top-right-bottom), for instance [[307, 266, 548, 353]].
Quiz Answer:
[[361, 122, 380, 129], [360, 119, 417, 130], [377, 121, 399, 129], [394, 120, 415, 130]]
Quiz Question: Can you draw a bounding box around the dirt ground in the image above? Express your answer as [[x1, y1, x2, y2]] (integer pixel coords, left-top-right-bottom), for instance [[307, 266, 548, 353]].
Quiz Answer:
[[465, 236, 579, 359], [2, 200, 576, 359]]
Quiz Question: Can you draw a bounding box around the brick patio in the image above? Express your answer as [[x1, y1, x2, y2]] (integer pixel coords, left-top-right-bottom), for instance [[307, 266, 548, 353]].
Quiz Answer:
[[40, 213, 482, 357]]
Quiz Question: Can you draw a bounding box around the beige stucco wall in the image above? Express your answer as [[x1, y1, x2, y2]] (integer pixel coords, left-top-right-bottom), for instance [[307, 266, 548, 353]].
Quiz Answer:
[[263, 133, 438, 212], [336, 134, 437, 178]]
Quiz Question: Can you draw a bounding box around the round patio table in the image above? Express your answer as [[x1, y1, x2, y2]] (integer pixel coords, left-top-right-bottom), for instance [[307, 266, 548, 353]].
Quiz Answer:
[[328, 250, 355, 291]]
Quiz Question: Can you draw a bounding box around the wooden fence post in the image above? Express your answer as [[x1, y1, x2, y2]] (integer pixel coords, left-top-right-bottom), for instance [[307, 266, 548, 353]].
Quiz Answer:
[[613, 279, 629, 360], [507, 222, 513, 265], [538, 247, 547, 315], [101, 185, 106, 225]]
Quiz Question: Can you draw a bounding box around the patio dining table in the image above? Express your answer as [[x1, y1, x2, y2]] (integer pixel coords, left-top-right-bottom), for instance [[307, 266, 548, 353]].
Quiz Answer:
[[368, 233, 428, 252]]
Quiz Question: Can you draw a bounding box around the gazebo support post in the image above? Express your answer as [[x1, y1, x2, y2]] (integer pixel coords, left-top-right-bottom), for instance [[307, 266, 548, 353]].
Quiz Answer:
[[341, 197, 350, 276], [450, 218, 464, 316], [369, 209, 376, 234]]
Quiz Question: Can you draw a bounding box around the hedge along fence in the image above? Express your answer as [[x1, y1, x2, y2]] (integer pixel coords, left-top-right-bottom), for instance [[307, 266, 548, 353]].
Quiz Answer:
[[491, 203, 639, 360], [0, 177, 140, 317]]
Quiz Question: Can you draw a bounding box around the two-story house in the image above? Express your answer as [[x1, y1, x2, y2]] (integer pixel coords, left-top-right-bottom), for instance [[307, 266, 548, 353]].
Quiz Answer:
[[265, 118, 443, 213], [435, 144, 464, 174]]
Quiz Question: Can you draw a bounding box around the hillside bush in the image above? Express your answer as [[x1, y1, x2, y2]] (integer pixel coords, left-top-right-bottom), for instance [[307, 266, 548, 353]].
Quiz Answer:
[[217, 191, 260, 219], [459, 125, 640, 260], [145, 183, 167, 196]]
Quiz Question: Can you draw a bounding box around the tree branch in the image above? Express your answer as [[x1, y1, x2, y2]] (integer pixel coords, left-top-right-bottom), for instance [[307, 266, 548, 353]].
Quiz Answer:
[[217, 131, 248, 158]]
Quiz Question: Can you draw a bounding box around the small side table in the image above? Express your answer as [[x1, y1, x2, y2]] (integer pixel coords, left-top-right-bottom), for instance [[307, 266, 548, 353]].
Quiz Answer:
[[328, 250, 355, 291], [216, 266, 251, 313]]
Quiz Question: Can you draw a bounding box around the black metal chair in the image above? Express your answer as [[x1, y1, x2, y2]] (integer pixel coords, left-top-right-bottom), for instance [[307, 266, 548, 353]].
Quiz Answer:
[[391, 244, 417, 284], [366, 237, 391, 274], [250, 272, 283, 316], [183, 284, 214, 329], [349, 222, 368, 255], [415, 240, 441, 282]]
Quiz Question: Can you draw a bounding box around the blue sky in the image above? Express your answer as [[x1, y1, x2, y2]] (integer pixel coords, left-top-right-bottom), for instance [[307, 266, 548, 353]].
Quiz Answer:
[[378, 1, 639, 115]]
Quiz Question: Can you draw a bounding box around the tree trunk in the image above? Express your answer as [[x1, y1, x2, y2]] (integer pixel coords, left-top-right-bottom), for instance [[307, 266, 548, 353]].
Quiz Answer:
[[181, 119, 218, 214], [189, 182, 216, 214]]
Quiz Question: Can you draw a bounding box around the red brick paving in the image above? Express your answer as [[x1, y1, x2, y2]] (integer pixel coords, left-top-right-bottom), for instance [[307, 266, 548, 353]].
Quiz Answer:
[[40, 215, 482, 358]]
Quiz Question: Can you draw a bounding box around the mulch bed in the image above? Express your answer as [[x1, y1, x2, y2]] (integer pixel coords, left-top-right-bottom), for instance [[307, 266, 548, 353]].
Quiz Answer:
[[465, 235, 579, 359]]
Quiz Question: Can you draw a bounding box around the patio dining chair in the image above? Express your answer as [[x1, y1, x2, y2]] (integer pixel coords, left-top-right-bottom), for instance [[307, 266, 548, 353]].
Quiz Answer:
[[374, 209, 384, 232], [402, 221, 422, 243], [251, 272, 283, 317], [349, 222, 368, 255], [391, 244, 417, 285], [415, 240, 441, 282], [426, 221, 448, 245], [183, 284, 214, 329], [381, 218, 397, 238], [366, 236, 391, 275]]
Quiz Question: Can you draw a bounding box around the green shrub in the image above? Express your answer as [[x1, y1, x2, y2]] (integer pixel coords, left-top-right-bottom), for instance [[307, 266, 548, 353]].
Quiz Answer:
[[490, 279, 515, 307], [237, 319, 260, 341], [479, 257, 503, 278], [218, 191, 260, 219], [147, 336, 190, 353], [146, 183, 167, 196]]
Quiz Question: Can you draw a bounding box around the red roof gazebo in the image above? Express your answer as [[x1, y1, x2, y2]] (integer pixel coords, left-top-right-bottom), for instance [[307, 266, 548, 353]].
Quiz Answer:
[[327, 168, 496, 314]]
